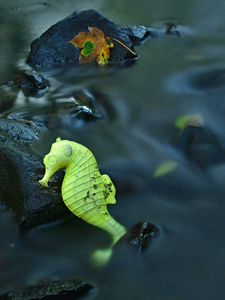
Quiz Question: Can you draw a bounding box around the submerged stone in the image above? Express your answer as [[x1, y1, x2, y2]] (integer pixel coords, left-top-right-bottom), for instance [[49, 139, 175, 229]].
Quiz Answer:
[[176, 125, 225, 168], [165, 23, 184, 37], [189, 68, 225, 91], [60, 89, 104, 123], [27, 9, 137, 66], [128, 221, 159, 253]]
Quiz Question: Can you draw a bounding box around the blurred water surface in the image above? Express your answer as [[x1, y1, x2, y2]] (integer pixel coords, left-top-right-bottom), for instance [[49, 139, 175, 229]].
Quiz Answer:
[[1, 0, 225, 299]]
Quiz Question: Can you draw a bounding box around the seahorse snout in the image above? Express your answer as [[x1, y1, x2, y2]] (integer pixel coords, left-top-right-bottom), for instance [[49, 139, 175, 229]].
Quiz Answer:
[[39, 166, 55, 187], [39, 178, 48, 187], [39, 173, 50, 187]]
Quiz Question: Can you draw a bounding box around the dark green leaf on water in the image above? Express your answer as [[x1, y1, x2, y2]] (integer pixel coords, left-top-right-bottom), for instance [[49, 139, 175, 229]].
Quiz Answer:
[[81, 41, 95, 56]]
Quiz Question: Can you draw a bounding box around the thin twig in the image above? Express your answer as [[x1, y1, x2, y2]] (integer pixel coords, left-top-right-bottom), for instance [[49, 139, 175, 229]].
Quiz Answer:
[[109, 37, 137, 56]]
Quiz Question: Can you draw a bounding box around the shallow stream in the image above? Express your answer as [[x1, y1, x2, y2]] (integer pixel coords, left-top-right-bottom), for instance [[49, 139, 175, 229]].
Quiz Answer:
[[1, 0, 225, 299]]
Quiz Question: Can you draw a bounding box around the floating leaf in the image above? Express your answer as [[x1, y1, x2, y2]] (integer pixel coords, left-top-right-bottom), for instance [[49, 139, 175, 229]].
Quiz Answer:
[[69, 27, 114, 65], [153, 160, 178, 178]]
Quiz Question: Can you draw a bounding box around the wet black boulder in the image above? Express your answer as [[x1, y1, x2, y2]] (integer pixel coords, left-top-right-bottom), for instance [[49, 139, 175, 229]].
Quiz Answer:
[[0, 278, 93, 300], [27, 9, 137, 66], [0, 118, 68, 231]]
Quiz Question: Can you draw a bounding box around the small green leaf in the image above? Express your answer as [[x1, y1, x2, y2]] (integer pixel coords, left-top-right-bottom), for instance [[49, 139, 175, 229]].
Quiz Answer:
[[175, 114, 204, 131], [175, 114, 192, 130], [81, 41, 95, 56], [154, 160, 178, 178]]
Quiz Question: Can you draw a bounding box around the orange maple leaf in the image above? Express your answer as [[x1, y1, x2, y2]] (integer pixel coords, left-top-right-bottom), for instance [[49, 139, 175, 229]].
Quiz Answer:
[[69, 27, 114, 65]]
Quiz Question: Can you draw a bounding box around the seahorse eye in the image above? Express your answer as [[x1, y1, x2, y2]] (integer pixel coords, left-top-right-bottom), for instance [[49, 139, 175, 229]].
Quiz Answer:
[[48, 155, 56, 164], [63, 144, 72, 157]]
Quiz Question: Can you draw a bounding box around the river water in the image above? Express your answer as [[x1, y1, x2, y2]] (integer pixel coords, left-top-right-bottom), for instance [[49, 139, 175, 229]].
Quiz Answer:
[[0, 0, 225, 299]]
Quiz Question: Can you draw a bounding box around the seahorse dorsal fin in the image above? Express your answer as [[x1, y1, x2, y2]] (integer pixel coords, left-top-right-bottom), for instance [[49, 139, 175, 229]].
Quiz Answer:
[[102, 174, 116, 204], [63, 144, 72, 157], [106, 195, 116, 205]]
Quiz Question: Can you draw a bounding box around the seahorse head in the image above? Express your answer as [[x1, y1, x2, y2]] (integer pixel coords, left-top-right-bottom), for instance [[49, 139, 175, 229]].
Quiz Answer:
[[39, 137, 72, 187]]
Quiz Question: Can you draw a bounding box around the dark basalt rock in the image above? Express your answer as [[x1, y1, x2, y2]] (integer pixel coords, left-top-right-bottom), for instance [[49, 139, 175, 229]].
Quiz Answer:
[[12, 70, 50, 97], [0, 117, 39, 143], [0, 278, 93, 300], [0, 118, 68, 231], [27, 9, 137, 66], [119, 25, 151, 45], [128, 222, 159, 253], [120, 22, 187, 43]]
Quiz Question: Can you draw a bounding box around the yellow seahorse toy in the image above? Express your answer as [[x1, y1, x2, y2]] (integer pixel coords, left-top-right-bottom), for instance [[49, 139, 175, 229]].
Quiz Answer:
[[39, 137, 126, 266]]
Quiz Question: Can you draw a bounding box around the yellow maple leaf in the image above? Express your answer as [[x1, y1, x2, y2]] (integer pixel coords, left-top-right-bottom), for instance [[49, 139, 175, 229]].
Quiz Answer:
[[69, 27, 114, 65]]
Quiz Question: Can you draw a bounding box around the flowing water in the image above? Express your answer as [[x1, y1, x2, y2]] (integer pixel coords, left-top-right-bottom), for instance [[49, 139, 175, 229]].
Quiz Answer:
[[1, 0, 225, 299]]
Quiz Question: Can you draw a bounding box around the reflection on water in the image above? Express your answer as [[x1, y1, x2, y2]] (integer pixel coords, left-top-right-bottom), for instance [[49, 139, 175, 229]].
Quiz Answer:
[[1, 0, 225, 299]]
